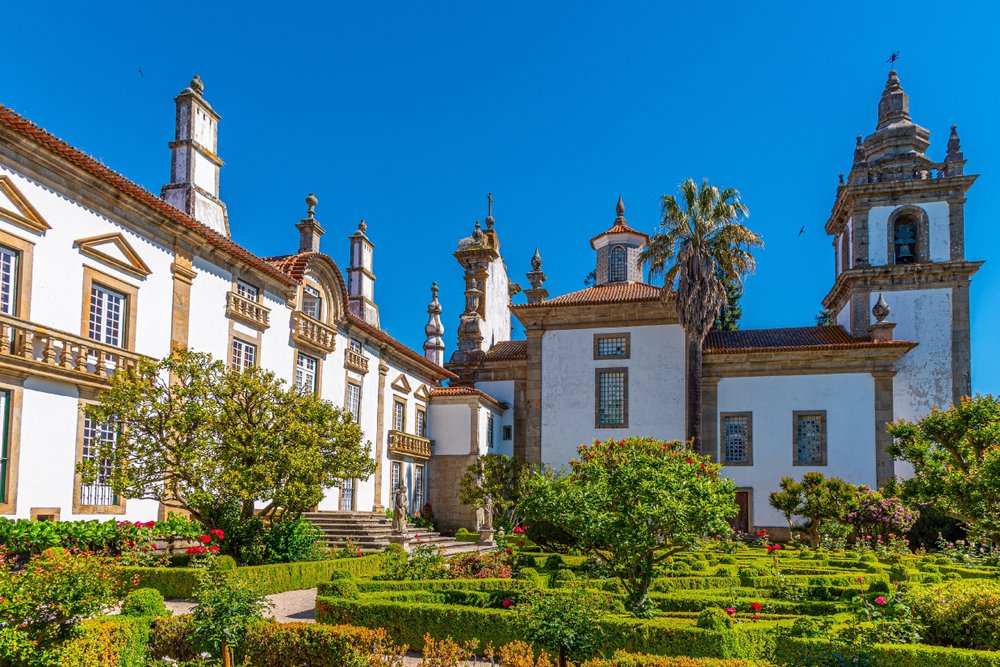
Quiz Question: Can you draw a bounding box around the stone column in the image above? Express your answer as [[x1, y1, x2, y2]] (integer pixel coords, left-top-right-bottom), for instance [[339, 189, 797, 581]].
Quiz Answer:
[[371, 358, 389, 512], [872, 368, 896, 487], [951, 284, 972, 403], [523, 329, 543, 463], [700, 376, 720, 461]]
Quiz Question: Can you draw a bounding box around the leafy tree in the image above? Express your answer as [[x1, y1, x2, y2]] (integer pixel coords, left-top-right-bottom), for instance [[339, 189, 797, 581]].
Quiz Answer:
[[582, 270, 596, 287], [888, 394, 1000, 542], [712, 270, 744, 331], [458, 453, 534, 531], [189, 564, 273, 665], [521, 437, 736, 614], [815, 307, 835, 326], [517, 589, 603, 667], [79, 348, 374, 530], [640, 179, 762, 452], [768, 472, 859, 547]]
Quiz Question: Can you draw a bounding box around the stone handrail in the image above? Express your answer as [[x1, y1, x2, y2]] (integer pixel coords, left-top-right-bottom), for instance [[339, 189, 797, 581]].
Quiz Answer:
[[847, 160, 960, 186], [344, 347, 369, 374], [0, 313, 142, 388], [290, 310, 337, 354], [387, 430, 432, 460], [226, 291, 270, 329]]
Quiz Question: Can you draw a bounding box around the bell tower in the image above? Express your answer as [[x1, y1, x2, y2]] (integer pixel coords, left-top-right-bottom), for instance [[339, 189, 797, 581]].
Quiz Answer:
[[822, 69, 982, 435]]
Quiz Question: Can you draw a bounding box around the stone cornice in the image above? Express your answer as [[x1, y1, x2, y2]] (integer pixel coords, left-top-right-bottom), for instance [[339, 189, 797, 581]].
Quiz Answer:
[[704, 344, 913, 379], [513, 300, 677, 331], [825, 174, 977, 234], [822, 261, 983, 311]]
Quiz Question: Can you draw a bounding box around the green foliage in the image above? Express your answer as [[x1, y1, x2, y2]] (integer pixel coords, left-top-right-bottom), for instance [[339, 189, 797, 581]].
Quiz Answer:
[[521, 437, 736, 614], [695, 609, 734, 631], [584, 655, 769, 667], [712, 270, 743, 332], [888, 394, 1000, 542], [525, 519, 578, 554], [458, 453, 534, 530], [55, 616, 151, 667], [262, 517, 326, 563], [907, 580, 1000, 650], [187, 564, 273, 659], [768, 473, 858, 547], [518, 589, 604, 666], [241, 622, 397, 667], [80, 348, 374, 529], [120, 587, 169, 618], [376, 543, 448, 580]]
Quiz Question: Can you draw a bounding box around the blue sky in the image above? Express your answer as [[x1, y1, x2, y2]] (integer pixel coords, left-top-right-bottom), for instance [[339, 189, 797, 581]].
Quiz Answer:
[[5, 1, 1000, 394]]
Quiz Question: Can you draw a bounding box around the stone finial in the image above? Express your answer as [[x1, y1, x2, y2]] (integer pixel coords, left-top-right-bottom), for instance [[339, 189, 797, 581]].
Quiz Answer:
[[853, 135, 865, 165], [616, 196, 625, 222], [423, 282, 446, 365], [464, 277, 482, 314], [877, 69, 911, 130], [531, 247, 542, 273], [358, 219, 367, 234], [945, 124, 965, 175], [305, 193, 318, 219], [525, 248, 548, 303], [295, 193, 324, 253], [190, 74, 204, 95], [872, 292, 890, 323], [838, 173, 844, 185], [472, 220, 484, 244], [485, 193, 495, 230]]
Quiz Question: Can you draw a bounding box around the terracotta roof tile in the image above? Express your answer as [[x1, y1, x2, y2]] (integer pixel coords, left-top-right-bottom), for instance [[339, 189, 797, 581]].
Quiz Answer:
[[0, 104, 296, 287], [484, 340, 527, 361], [347, 313, 457, 381], [589, 220, 651, 247], [516, 282, 664, 308], [704, 326, 915, 353], [262, 253, 316, 281], [430, 386, 505, 408]]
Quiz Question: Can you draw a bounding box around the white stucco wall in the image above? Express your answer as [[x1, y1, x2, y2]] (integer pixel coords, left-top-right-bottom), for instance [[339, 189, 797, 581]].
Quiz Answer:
[[476, 380, 515, 456], [540, 324, 686, 468], [868, 202, 950, 266], [717, 373, 876, 528], [427, 403, 472, 456], [481, 256, 512, 351]]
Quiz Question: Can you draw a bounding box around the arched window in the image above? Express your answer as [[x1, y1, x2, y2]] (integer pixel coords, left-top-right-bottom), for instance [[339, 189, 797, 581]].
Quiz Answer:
[[609, 246, 627, 283], [893, 216, 917, 265]]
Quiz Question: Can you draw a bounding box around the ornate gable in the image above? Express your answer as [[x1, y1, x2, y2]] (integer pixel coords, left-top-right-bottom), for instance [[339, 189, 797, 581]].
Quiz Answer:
[[414, 384, 432, 401], [390, 373, 412, 394], [74, 233, 152, 278], [0, 176, 50, 233]]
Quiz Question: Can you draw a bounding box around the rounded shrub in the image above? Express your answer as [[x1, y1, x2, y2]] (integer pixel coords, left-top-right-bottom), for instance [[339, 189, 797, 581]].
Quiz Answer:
[[868, 580, 890, 594], [516, 567, 541, 586], [672, 562, 692, 575], [887, 564, 909, 583], [329, 568, 356, 580], [689, 559, 708, 572], [544, 554, 564, 571], [923, 574, 942, 584], [121, 587, 170, 618], [908, 580, 1000, 651], [384, 543, 405, 556], [738, 564, 769, 579], [325, 578, 359, 598], [718, 555, 736, 565], [553, 569, 577, 583], [859, 552, 878, 563], [213, 555, 237, 571], [695, 608, 734, 631]]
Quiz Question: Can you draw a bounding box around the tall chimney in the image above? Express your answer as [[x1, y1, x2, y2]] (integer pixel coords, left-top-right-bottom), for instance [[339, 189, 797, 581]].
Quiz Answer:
[[347, 220, 379, 326]]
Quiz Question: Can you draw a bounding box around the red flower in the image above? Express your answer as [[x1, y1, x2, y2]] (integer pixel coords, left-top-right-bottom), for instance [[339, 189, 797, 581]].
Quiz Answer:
[[356, 548, 362, 557], [198, 535, 212, 544], [518, 541, 525, 547], [766, 544, 782, 553], [874, 596, 887, 606], [209, 528, 225, 541], [502, 598, 513, 609], [700, 463, 707, 469], [185, 546, 207, 555], [686, 459, 695, 465], [750, 602, 762, 612], [513, 526, 525, 535], [756, 529, 768, 538], [208, 545, 220, 553], [724, 607, 736, 616]]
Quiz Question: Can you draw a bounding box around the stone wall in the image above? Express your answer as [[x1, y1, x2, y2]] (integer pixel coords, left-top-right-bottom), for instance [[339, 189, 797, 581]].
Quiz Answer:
[[428, 453, 479, 532]]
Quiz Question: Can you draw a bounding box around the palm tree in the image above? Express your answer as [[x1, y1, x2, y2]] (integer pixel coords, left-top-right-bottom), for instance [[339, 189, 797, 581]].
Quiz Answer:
[[640, 178, 763, 454]]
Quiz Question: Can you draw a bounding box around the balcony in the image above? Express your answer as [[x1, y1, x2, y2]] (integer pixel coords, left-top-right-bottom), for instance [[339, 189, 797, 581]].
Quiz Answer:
[[387, 430, 432, 460], [344, 347, 369, 374], [226, 291, 270, 330], [0, 314, 143, 390], [290, 310, 337, 355]]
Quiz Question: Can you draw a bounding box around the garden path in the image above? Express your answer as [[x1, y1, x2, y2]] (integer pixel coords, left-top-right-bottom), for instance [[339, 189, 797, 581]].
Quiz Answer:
[[164, 587, 319, 623]]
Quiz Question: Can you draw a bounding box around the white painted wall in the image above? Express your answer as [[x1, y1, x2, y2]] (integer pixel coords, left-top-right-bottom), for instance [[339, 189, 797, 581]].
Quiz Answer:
[[717, 373, 876, 528], [540, 324, 686, 468], [868, 203, 950, 266], [481, 255, 512, 351], [427, 403, 471, 456], [476, 380, 514, 456]]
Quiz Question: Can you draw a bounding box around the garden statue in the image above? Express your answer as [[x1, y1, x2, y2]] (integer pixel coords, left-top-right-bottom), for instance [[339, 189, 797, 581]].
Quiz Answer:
[[481, 493, 494, 531], [392, 484, 408, 534]]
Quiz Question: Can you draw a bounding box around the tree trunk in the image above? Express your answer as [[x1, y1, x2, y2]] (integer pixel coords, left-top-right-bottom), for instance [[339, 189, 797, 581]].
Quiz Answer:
[[686, 334, 704, 454]]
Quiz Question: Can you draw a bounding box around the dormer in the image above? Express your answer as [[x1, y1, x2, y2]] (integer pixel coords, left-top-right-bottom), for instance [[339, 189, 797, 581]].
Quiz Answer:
[[589, 197, 649, 285]]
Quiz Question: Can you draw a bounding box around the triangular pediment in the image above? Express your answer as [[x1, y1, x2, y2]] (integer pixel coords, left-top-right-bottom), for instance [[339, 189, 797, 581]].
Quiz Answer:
[[414, 384, 432, 401], [0, 176, 51, 233], [390, 374, 412, 394], [74, 233, 152, 278]]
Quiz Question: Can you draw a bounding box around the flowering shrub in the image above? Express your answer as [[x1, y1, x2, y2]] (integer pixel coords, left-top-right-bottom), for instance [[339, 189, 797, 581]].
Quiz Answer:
[[845, 487, 919, 539], [839, 580, 922, 645], [185, 530, 224, 566], [188, 563, 273, 662], [448, 552, 513, 579]]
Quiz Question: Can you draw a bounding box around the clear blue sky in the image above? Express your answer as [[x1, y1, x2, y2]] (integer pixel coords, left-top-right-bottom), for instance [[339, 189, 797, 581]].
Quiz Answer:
[[5, 1, 1000, 394]]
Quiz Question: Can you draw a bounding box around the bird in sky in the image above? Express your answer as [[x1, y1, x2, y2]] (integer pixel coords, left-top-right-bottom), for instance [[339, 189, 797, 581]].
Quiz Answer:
[[798, 226, 805, 236], [138, 68, 144, 78]]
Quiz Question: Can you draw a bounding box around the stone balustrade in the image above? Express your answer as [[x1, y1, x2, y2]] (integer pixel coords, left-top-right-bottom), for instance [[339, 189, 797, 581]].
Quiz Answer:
[[225, 291, 270, 329], [387, 430, 432, 460], [344, 347, 369, 374], [290, 310, 337, 354]]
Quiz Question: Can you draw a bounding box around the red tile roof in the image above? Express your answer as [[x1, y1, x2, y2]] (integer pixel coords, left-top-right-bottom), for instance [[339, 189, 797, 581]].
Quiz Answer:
[[263, 253, 316, 281], [347, 313, 457, 381], [704, 326, 915, 353], [484, 340, 527, 361], [0, 104, 296, 287], [589, 220, 651, 247], [515, 282, 664, 308], [430, 386, 505, 409]]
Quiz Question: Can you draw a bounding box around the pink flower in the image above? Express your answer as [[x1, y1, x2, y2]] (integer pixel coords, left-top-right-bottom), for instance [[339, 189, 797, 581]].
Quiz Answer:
[[856, 576, 864, 582], [724, 607, 736, 616], [502, 598, 513, 608], [356, 548, 362, 557], [875, 596, 887, 605], [752, 613, 759, 621]]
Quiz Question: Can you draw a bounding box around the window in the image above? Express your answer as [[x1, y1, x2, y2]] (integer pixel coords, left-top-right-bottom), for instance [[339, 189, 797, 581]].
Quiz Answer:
[[393, 400, 406, 432], [0, 390, 10, 504], [413, 464, 425, 513], [350, 338, 363, 353], [594, 333, 630, 359], [295, 353, 318, 394], [721, 413, 753, 465], [340, 478, 354, 511], [235, 280, 259, 301], [609, 245, 627, 283], [88, 284, 126, 348], [80, 416, 117, 507], [893, 218, 917, 265], [416, 408, 427, 438], [487, 413, 495, 449], [793, 411, 827, 466], [0, 245, 18, 316], [345, 382, 362, 422], [502, 425, 513, 441], [391, 461, 402, 491], [302, 285, 322, 319], [231, 338, 257, 371], [596, 368, 628, 428]]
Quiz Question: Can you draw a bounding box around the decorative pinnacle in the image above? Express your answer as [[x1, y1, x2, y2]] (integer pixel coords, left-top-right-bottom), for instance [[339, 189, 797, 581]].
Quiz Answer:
[[853, 135, 865, 165], [305, 193, 318, 219], [531, 248, 542, 272], [427, 282, 442, 316], [616, 195, 625, 219], [485, 193, 495, 229], [872, 292, 890, 323], [472, 220, 484, 243], [190, 74, 204, 95], [358, 219, 367, 234]]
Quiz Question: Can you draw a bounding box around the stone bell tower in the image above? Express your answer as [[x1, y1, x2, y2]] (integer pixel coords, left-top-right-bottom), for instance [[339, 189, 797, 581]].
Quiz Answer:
[[822, 69, 982, 440]]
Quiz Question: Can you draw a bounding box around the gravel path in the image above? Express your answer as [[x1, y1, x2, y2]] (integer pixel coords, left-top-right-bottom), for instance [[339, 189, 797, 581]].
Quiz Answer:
[[164, 587, 319, 623]]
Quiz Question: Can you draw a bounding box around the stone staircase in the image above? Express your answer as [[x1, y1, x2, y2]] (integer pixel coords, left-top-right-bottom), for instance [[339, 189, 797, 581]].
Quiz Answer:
[[304, 511, 486, 557]]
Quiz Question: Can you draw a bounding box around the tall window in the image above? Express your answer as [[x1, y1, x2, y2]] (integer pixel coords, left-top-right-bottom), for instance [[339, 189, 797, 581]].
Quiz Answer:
[[231, 338, 256, 371], [302, 285, 322, 319], [596, 368, 627, 428], [391, 461, 402, 491], [721, 413, 752, 465], [487, 413, 495, 449], [340, 478, 354, 511], [345, 382, 362, 422], [416, 408, 427, 438], [0, 390, 10, 504], [88, 284, 126, 348], [413, 464, 424, 513], [80, 416, 117, 507], [235, 280, 259, 301], [393, 400, 406, 432], [608, 246, 627, 283], [794, 411, 827, 466], [0, 246, 18, 316], [893, 217, 917, 265], [295, 353, 318, 394]]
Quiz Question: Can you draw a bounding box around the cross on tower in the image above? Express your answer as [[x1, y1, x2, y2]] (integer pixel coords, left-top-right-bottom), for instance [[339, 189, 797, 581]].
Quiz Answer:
[[887, 51, 900, 67]]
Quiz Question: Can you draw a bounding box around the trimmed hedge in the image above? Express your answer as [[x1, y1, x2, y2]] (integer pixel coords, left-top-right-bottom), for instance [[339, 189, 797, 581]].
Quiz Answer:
[[585, 655, 772, 667], [775, 637, 1000, 667], [128, 554, 384, 598], [56, 617, 150, 667]]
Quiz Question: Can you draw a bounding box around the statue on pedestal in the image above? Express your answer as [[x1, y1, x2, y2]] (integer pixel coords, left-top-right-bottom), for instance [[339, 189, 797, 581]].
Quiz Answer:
[[391, 485, 408, 534]]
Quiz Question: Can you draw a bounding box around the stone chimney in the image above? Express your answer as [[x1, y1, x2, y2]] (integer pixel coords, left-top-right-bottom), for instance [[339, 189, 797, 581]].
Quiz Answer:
[[347, 220, 378, 326], [161, 75, 230, 237], [296, 193, 324, 253], [423, 283, 445, 365]]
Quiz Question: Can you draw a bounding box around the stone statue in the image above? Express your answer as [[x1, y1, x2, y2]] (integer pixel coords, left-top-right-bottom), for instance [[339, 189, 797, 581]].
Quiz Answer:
[[391, 485, 408, 534], [481, 493, 494, 531]]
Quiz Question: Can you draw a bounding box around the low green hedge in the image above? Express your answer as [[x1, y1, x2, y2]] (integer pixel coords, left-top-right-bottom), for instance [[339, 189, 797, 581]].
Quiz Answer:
[[55, 616, 151, 667], [129, 554, 385, 599], [774, 637, 1000, 667]]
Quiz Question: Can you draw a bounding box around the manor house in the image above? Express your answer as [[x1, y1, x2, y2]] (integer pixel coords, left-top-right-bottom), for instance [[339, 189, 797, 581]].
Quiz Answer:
[[0, 70, 978, 536]]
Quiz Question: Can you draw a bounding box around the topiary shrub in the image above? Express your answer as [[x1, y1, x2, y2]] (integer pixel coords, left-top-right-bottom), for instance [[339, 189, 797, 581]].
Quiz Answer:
[[695, 608, 733, 631], [545, 554, 565, 571], [672, 562, 692, 575], [329, 568, 356, 580], [120, 587, 170, 617], [689, 560, 708, 572], [907, 580, 1000, 651], [738, 564, 769, 581], [552, 569, 577, 588], [887, 564, 909, 583], [517, 567, 542, 587], [717, 555, 736, 565], [215, 555, 238, 571], [323, 578, 359, 599]]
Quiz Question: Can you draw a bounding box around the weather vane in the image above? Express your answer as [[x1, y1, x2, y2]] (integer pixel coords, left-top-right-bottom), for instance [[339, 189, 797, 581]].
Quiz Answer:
[[887, 51, 900, 68]]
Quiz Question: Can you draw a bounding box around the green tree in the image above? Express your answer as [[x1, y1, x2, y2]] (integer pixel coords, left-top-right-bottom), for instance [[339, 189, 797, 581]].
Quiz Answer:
[[640, 179, 762, 452], [887, 394, 1000, 542], [521, 437, 736, 614], [79, 348, 374, 529], [815, 307, 835, 326], [768, 472, 859, 547], [712, 270, 743, 331], [517, 589, 603, 667], [189, 564, 273, 665], [458, 453, 534, 530]]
